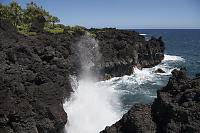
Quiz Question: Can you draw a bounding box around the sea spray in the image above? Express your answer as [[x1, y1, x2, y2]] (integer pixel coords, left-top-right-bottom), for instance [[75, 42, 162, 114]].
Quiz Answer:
[[63, 35, 120, 133]]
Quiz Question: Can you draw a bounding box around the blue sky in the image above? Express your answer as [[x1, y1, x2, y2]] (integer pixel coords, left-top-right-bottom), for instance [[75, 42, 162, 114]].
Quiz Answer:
[[1, 0, 200, 29]]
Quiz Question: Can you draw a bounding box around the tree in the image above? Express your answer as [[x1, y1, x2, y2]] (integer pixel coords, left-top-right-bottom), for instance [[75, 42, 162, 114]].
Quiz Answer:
[[51, 16, 60, 28], [9, 1, 22, 25], [0, 1, 63, 34], [0, 4, 12, 21], [23, 1, 52, 24]]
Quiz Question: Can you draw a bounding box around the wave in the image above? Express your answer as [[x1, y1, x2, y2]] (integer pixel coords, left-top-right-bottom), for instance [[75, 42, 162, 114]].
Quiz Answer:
[[104, 54, 185, 84], [163, 54, 185, 62], [139, 33, 147, 36], [99, 54, 185, 114]]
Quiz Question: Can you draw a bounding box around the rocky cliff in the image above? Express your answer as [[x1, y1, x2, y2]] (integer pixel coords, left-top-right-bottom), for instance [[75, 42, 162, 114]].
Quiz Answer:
[[101, 68, 200, 133], [0, 20, 83, 133], [0, 20, 165, 133], [91, 28, 165, 79]]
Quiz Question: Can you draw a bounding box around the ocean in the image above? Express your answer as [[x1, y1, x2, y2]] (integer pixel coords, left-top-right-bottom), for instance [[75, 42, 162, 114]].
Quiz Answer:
[[64, 29, 200, 133]]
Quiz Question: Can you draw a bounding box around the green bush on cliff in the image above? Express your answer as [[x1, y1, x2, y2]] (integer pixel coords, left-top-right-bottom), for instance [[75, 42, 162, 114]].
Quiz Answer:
[[44, 26, 64, 34], [17, 23, 37, 35], [86, 31, 96, 37], [67, 30, 74, 35]]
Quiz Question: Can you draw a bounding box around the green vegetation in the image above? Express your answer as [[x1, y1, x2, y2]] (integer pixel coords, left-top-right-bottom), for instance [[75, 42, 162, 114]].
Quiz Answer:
[[16, 23, 36, 35], [44, 26, 64, 34], [0, 1, 60, 35], [86, 31, 96, 37], [0, 1, 97, 36]]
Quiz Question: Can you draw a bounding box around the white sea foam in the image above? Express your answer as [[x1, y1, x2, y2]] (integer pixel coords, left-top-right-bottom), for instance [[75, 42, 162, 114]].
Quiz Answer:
[[139, 33, 147, 36], [163, 54, 185, 62]]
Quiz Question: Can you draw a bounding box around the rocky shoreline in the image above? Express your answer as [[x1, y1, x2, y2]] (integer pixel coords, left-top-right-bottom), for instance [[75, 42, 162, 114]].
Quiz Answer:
[[101, 68, 200, 133], [91, 28, 165, 79], [0, 19, 165, 133]]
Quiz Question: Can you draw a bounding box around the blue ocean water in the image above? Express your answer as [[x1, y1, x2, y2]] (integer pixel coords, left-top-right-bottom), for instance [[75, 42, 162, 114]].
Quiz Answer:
[[100, 29, 200, 114]]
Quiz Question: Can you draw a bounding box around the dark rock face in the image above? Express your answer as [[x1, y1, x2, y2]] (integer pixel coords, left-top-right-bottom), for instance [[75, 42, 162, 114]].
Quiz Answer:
[[155, 68, 166, 73], [29, 16, 46, 32], [0, 20, 17, 32], [101, 103, 156, 133], [0, 20, 82, 133], [91, 28, 165, 79], [101, 68, 200, 133], [152, 67, 200, 133], [196, 73, 200, 78]]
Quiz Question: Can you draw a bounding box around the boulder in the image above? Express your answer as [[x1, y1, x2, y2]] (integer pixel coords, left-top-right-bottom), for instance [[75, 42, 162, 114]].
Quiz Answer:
[[155, 68, 166, 73], [196, 73, 200, 78]]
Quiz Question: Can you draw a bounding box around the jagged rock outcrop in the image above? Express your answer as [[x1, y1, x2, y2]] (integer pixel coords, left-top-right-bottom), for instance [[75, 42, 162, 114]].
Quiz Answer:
[[0, 20, 83, 133], [101, 68, 200, 133], [90, 28, 165, 79], [155, 68, 166, 73]]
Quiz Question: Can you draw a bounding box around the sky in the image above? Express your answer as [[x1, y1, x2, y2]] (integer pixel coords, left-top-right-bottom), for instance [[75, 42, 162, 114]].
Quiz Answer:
[[1, 0, 200, 29]]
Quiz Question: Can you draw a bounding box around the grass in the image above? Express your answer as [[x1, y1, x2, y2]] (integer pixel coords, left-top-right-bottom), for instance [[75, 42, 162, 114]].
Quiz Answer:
[[44, 26, 64, 34], [67, 30, 74, 35]]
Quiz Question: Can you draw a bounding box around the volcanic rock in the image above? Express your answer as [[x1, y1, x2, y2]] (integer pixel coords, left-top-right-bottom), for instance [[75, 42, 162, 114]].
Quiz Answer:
[[155, 68, 166, 73], [0, 20, 81, 133], [90, 28, 165, 79], [196, 73, 200, 78]]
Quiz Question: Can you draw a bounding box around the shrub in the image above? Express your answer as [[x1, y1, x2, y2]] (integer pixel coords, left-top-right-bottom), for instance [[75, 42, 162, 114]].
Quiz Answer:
[[44, 26, 64, 34]]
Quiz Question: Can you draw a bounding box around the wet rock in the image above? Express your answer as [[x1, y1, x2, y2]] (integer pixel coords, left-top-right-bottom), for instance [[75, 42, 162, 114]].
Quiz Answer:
[[155, 68, 166, 73], [101, 68, 200, 133], [196, 73, 200, 78]]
